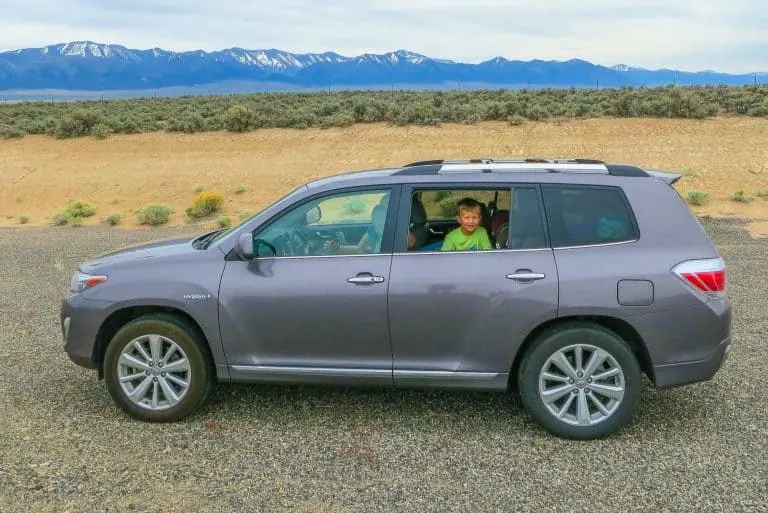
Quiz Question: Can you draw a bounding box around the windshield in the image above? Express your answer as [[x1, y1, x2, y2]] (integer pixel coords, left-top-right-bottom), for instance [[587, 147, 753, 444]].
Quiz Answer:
[[204, 184, 308, 248]]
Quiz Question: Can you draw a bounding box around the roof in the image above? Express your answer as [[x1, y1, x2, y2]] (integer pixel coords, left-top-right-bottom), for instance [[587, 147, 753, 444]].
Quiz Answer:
[[305, 158, 680, 188]]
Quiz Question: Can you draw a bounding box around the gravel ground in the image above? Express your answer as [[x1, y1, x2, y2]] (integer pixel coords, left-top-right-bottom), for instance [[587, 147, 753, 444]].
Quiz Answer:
[[0, 219, 765, 513]]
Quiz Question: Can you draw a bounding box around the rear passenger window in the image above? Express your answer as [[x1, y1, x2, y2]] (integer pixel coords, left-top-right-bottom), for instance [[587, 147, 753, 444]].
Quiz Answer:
[[542, 186, 637, 247]]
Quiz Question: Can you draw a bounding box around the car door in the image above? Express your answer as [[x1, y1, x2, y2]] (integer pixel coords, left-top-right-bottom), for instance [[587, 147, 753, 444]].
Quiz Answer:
[[218, 186, 400, 386], [387, 184, 559, 390]]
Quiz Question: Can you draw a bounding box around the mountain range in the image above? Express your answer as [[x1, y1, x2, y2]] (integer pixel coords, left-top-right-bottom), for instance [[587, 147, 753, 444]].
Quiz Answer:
[[0, 41, 765, 94]]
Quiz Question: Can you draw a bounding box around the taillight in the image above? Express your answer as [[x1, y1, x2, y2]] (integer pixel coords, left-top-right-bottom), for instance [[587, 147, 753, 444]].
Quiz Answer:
[[672, 258, 726, 298]]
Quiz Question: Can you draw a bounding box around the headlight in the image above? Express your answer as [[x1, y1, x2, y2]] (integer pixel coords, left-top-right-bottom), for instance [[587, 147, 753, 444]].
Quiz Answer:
[[70, 271, 107, 293]]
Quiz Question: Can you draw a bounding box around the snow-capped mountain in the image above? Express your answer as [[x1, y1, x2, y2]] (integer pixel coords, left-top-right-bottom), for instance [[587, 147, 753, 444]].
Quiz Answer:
[[0, 41, 763, 91]]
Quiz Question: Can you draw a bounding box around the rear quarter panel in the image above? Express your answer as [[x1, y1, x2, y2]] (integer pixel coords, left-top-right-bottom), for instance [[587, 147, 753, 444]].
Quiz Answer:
[[553, 175, 728, 368]]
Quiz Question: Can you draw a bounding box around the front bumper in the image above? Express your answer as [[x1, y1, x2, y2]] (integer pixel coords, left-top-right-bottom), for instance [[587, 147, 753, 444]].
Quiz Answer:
[[61, 294, 115, 369], [653, 336, 731, 389]]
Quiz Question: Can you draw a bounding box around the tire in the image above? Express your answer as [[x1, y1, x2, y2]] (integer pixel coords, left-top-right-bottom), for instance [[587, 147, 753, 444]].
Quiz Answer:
[[103, 313, 214, 422], [517, 322, 641, 440]]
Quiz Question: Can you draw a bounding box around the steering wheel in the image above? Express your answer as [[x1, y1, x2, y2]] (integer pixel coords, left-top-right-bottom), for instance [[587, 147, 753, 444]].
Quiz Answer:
[[269, 228, 307, 257], [269, 227, 343, 257]]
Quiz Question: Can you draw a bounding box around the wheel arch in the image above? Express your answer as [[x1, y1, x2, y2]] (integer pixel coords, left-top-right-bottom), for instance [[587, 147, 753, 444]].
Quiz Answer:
[[509, 315, 655, 390], [93, 305, 214, 379]]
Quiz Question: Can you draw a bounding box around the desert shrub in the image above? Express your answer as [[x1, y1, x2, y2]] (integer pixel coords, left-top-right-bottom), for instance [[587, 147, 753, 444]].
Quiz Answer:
[[392, 101, 441, 126], [319, 112, 355, 129], [0, 126, 24, 139], [747, 100, 768, 117], [433, 190, 454, 202], [525, 104, 551, 121], [731, 190, 753, 202], [136, 204, 173, 225], [439, 197, 458, 218], [52, 213, 69, 226], [217, 215, 231, 228], [278, 108, 318, 129], [91, 123, 110, 139], [54, 110, 102, 138], [234, 184, 247, 194], [112, 117, 142, 134], [343, 199, 366, 215], [18, 215, 29, 224], [65, 201, 96, 218], [18, 118, 51, 135], [224, 105, 256, 132], [167, 112, 206, 133], [194, 184, 207, 194], [686, 190, 710, 206], [69, 216, 83, 228], [238, 210, 253, 219], [105, 213, 123, 226], [757, 188, 768, 198], [187, 191, 224, 218], [507, 114, 526, 126]]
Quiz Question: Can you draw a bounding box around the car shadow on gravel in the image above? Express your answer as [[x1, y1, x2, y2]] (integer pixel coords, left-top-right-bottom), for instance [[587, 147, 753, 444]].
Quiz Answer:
[[177, 374, 720, 440]]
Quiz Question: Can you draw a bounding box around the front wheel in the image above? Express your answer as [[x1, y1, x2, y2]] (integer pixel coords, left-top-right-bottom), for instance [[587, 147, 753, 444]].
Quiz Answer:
[[518, 322, 641, 440], [103, 314, 214, 422]]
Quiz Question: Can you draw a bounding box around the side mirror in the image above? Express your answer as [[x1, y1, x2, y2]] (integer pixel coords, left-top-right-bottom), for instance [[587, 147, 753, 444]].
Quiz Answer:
[[305, 205, 321, 225], [235, 232, 254, 260]]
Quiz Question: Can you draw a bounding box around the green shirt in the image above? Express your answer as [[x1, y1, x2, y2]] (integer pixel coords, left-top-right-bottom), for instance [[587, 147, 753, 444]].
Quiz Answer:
[[441, 227, 492, 251]]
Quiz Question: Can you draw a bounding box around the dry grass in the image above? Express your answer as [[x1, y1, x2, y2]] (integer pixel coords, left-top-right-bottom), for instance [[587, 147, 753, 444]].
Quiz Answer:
[[1, 117, 767, 235]]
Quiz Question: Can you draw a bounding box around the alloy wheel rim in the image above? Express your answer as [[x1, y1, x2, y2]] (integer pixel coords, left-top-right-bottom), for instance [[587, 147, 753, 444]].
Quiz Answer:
[[117, 334, 191, 411], [538, 344, 625, 426]]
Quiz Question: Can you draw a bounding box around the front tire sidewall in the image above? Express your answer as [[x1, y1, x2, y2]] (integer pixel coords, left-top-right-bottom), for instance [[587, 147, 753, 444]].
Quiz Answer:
[[518, 325, 641, 440], [104, 316, 211, 422]]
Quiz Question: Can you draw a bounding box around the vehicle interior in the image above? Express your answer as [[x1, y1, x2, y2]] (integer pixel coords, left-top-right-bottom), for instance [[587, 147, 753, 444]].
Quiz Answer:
[[254, 190, 393, 257], [253, 186, 552, 257], [407, 187, 548, 251]]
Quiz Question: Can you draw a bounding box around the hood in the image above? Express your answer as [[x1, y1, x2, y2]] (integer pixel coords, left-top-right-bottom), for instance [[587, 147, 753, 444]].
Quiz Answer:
[[80, 236, 198, 272]]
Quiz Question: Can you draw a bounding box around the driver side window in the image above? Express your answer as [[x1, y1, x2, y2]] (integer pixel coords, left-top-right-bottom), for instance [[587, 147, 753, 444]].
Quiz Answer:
[[254, 189, 392, 257]]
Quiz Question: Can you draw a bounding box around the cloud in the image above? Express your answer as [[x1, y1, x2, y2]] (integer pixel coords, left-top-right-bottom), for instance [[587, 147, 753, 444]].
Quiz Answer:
[[0, 0, 765, 73]]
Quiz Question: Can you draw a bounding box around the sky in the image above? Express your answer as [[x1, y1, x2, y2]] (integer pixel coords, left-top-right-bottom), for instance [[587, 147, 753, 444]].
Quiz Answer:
[[1, 0, 766, 73]]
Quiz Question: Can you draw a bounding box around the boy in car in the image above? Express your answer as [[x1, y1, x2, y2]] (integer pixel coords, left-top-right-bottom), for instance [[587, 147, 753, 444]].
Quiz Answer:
[[441, 198, 492, 251]]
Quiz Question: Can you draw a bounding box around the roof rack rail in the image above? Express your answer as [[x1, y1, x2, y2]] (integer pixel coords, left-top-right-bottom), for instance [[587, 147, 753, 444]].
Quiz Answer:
[[403, 158, 605, 167], [395, 159, 659, 179]]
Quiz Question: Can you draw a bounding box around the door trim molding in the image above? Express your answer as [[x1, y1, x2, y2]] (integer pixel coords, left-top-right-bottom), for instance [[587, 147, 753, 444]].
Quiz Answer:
[[228, 365, 394, 387], [227, 365, 509, 391], [230, 365, 391, 377], [393, 370, 509, 391]]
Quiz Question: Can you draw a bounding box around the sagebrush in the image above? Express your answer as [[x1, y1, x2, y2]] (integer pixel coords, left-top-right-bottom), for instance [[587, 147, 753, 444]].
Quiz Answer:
[[136, 204, 173, 225], [1, 85, 766, 139]]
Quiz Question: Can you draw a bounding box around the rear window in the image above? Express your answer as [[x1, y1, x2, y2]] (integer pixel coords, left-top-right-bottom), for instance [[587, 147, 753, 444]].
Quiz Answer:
[[542, 185, 638, 247]]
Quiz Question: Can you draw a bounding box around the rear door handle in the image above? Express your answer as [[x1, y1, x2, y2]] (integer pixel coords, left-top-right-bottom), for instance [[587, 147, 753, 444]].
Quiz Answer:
[[347, 274, 385, 285], [506, 272, 546, 281]]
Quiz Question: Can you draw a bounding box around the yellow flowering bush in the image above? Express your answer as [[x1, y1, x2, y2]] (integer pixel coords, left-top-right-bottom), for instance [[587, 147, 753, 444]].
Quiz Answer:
[[186, 191, 224, 218]]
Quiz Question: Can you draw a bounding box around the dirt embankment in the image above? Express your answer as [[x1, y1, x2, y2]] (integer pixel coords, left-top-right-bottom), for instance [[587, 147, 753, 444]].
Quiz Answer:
[[1, 118, 767, 235]]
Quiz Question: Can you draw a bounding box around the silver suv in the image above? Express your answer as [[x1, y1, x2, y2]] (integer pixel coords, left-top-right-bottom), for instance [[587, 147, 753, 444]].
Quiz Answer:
[[61, 159, 732, 439]]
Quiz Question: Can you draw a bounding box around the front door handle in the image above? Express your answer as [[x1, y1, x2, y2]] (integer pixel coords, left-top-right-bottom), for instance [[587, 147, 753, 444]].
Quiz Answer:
[[506, 272, 546, 281], [347, 274, 385, 285]]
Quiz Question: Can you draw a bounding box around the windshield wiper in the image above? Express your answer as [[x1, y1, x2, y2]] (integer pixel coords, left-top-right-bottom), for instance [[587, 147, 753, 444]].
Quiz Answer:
[[193, 229, 226, 249]]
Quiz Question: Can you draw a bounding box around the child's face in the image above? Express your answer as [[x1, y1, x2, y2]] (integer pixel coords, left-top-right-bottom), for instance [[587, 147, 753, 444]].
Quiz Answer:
[[457, 208, 481, 234]]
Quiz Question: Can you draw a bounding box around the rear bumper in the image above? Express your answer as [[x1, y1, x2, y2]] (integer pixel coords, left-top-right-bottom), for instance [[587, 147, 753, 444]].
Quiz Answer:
[[653, 336, 731, 389], [61, 294, 114, 370]]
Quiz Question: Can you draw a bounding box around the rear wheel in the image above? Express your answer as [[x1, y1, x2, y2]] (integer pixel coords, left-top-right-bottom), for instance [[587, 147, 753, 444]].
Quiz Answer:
[[103, 314, 214, 422], [518, 322, 641, 440]]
